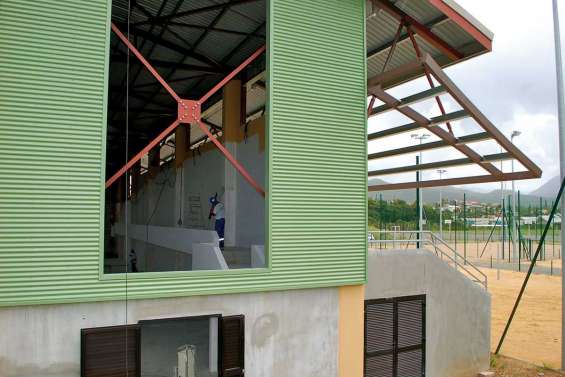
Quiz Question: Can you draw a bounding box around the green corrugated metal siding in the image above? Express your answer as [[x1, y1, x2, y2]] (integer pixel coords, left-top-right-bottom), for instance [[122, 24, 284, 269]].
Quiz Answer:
[[0, 0, 367, 306]]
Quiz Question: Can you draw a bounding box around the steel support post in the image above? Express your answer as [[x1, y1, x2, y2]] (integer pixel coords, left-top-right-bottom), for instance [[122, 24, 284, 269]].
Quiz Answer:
[[464, 193, 467, 264]]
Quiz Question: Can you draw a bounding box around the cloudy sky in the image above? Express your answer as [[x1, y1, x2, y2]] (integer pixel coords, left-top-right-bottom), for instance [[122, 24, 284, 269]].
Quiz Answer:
[[368, 0, 563, 194]]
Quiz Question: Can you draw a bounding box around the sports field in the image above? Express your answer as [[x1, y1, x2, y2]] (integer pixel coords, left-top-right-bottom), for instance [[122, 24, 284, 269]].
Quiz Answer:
[[485, 267, 561, 369]]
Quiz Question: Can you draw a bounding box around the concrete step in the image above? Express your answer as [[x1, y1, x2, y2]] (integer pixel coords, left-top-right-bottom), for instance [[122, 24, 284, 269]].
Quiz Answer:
[[222, 247, 251, 268]]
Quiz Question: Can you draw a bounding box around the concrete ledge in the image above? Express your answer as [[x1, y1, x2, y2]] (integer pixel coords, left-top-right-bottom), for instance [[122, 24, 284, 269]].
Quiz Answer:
[[192, 243, 229, 270], [251, 245, 266, 268]]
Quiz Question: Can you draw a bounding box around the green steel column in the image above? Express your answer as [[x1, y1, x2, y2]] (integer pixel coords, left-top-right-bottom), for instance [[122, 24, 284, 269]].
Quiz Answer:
[[475, 207, 478, 257], [508, 195, 512, 262], [553, 200, 556, 258], [502, 198, 506, 260], [518, 191, 522, 260], [540, 197, 544, 260], [379, 193, 383, 245], [535, 199, 539, 249], [454, 199, 458, 252], [464, 193, 467, 264]]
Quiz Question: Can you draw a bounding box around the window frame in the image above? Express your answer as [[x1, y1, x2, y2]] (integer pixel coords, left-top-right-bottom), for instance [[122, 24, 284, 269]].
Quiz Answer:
[[98, 0, 273, 280], [81, 314, 245, 377]]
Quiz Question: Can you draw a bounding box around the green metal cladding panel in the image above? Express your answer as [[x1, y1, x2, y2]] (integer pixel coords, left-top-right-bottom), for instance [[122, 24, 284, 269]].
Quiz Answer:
[[0, 0, 367, 306]]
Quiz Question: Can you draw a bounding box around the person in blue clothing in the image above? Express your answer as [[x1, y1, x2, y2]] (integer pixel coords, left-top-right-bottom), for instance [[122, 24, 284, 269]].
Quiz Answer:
[[209, 194, 225, 249]]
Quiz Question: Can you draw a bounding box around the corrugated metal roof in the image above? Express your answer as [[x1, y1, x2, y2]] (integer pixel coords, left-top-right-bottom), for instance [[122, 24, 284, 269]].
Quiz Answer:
[[366, 0, 493, 87], [106, 0, 267, 173]]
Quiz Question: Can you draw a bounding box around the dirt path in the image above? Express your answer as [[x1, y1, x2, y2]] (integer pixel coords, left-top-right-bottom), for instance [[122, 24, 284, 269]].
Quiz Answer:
[[492, 355, 565, 376], [484, 268, 562, 369]]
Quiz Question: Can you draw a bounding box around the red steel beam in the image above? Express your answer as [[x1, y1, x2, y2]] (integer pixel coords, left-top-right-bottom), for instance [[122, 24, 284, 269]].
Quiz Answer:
[[428, 0, 493, 51], [367, 95, 376, 117], [195, 121, 265, 197], [111, 23, 181, 102], [369, 171, 537, 191], [407, 26, 453, 134], [381, 22, 405, 74], [423, 54, 542, 178], [106, 120, 181, 189], [199, 45, 266, 104], [106, 23, 267, 196], [367, 59, 424, 91], [369, 85, 503, 177], [371, 0, 463, 61]]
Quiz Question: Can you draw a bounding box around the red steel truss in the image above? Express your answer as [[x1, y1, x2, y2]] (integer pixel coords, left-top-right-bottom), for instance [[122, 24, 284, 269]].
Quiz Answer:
[[106, 23, 266, 197], [367, 53, 542, 191]]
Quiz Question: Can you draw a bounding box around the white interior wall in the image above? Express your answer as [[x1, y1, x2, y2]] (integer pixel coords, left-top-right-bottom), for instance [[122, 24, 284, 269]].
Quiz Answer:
[[182, 148, 225, 231], [234, 133, 266, 247], [107, 129, 265, 272]]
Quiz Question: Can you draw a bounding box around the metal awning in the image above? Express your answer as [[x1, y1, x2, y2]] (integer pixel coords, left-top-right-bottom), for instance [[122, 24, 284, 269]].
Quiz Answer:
[[366, 0, 493, 88], [367, 0, 542, 191], [367, 54, 542, 191]]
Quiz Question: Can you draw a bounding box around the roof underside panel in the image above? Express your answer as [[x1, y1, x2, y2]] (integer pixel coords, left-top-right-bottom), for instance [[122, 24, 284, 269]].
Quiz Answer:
[[366, 0, 493, 88]]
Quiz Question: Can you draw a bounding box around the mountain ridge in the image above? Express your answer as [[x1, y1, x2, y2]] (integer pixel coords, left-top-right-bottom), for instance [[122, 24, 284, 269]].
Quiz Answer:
[[368, 178, 556, 206]]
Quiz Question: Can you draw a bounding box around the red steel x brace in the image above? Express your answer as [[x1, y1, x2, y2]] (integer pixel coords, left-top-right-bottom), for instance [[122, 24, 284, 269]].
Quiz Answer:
[[106, 23, 266, 197]]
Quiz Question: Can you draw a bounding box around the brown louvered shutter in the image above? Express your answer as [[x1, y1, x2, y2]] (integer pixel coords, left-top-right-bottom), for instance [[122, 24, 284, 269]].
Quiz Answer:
[[81, 325, 140, 377], [397, 298, 425, 376], [365, 299, 394, 377], [221, 315, 245, 377], [365, 296, 425, 377]]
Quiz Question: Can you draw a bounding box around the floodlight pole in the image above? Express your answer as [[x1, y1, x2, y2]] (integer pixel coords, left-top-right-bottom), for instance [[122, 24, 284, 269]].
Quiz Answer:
[[551, 0, 565, 369], [412, 133, 430, 245]]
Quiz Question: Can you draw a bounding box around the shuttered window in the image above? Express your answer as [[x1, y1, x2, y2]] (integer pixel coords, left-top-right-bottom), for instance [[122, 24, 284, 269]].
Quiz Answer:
[[221, 315, 245, 377], [81, 325, 140, 377], [81, 315, 245, 377], [364, 296, 426, 377]]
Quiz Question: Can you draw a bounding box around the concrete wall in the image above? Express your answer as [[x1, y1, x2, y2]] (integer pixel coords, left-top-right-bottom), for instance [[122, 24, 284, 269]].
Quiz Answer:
[[106, 133, 265, 272], [366, 249, 491, 377], [182, 148, 225, 230], [0, 288, 338, 377], [234, 133, 265, 248], [180, 133, 264, 247]]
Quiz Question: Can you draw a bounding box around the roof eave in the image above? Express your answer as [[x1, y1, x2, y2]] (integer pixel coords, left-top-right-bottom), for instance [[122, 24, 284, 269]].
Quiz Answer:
[[428, 0, 494, 51]]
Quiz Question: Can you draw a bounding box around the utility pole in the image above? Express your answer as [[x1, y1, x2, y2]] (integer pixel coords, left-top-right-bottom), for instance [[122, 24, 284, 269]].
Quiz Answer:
[[511, 131, 521, 260], [551, 0, 565, 369], [412, 133, 430, 244], [437, 169, 447, 238]]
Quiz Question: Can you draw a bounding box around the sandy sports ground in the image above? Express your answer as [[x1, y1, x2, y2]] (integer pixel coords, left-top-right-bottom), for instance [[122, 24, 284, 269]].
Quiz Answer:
[[485, 267, 562, 369]]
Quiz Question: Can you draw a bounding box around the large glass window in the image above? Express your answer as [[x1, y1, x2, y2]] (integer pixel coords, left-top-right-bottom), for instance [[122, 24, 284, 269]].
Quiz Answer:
[[140, 316, 220, 377], [103, 0, 267, 274]]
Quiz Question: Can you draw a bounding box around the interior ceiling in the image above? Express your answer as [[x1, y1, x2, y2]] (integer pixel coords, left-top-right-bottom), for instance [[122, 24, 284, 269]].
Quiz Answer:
[[106, 0, 266, 174]]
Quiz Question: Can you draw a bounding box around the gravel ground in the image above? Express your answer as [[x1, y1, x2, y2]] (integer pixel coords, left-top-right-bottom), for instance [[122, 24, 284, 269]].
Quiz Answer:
[[492, 355, 564, 376]]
